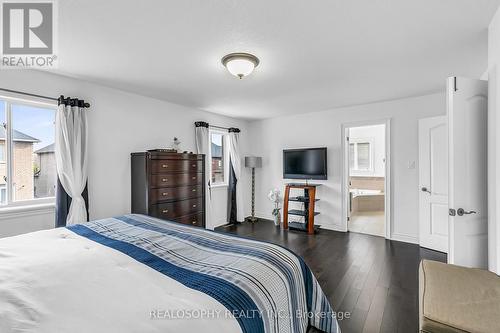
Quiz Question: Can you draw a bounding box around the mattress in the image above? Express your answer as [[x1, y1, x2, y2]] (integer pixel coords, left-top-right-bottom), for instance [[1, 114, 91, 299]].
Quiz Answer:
[[0, 214, 339, 333]]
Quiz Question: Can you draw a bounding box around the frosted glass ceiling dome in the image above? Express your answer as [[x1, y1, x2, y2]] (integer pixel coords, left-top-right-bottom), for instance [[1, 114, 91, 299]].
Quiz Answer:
[[221, 53, 259, 79]]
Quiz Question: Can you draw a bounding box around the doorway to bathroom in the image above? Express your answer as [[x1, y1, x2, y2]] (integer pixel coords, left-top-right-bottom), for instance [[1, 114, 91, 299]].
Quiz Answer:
[[342, 120, 390, 238]]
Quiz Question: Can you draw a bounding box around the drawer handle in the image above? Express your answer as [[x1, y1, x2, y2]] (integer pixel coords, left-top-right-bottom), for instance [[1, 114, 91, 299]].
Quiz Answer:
[[192, 220, 197, 225], [192, 164, 196, 167], [162, 192, 168, 196], [162, 178, 168, 182], [162, 164, 168, 168], [192, 189, 197, 192], [162, 209, 169, 213], [192, 204, 197, 208], [192, 176, 196, 180]]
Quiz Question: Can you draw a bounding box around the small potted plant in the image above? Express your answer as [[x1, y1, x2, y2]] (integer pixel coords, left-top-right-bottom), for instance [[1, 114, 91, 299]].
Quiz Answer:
[[267, 188, 282, 227]]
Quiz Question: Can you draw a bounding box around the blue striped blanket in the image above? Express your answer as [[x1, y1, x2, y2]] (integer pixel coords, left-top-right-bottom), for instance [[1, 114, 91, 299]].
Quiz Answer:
[[67, 214, 339, 333]]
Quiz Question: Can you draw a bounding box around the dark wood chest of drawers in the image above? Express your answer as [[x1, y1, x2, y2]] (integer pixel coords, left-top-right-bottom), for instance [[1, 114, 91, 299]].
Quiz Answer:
[[131, 151, 206, 228]]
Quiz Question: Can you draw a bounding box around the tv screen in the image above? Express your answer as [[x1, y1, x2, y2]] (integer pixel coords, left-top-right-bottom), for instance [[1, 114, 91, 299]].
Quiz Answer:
[[283, 148, 327, 180]]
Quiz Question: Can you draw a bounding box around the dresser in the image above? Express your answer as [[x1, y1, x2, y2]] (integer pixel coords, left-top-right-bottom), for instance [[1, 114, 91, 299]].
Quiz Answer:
[[131, 151, 206, 228]]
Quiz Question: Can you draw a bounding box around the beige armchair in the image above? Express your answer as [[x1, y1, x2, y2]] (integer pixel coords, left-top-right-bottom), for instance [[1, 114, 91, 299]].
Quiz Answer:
[[419, 260, 500, 333]]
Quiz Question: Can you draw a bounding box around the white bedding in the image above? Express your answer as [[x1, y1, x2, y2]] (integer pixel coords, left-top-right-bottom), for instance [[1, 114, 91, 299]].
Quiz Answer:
[[0, 228, 241, 333]]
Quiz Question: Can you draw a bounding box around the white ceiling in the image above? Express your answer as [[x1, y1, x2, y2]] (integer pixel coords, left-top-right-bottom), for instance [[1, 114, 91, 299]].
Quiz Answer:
[[53, 0, 500, 119]]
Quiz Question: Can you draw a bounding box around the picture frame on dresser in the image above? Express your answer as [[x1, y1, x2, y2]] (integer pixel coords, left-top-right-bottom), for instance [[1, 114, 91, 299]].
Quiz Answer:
[[131, 151, 206, 228]]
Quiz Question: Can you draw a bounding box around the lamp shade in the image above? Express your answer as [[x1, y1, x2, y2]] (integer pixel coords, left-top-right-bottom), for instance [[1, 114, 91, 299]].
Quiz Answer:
[[245, 156, 262, 168]]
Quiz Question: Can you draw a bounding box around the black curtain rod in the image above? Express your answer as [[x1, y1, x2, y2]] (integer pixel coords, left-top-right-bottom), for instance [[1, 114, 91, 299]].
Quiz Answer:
[[209, 125, 241, 133], [209, 125, 230, 131], [0, 88, 91, 108]]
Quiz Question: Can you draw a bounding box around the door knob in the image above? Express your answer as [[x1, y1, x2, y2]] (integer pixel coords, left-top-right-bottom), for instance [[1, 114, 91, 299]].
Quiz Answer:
[[421, 186, 431, 194], [457, 208, 477, 216]]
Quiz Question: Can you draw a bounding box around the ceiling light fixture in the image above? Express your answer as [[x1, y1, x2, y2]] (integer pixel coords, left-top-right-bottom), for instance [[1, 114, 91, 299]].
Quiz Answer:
[[221, 53, 260, 79]]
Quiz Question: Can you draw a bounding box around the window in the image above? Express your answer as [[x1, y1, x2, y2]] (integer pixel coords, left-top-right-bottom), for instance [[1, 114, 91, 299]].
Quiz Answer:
[[210, 131, 226, 185], [0, 185, 5, 205], [0, 96, 56, 206], [349, 139, 373, 172]]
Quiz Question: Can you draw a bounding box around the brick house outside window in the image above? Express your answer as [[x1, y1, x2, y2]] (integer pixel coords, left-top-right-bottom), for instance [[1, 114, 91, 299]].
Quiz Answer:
[[33, 143, 56, 198], [0, 127, 40, 203]]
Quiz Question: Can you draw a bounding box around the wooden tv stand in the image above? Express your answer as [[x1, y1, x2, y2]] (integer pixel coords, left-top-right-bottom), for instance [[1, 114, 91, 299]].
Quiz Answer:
[[283, 183, 321, 234]]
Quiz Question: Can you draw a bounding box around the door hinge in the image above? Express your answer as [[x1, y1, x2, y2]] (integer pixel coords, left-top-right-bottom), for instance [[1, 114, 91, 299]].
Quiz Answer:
[[449, 208, 456, 216], [346, 136, 350, 141], [454, 77, 457, 92], [347, 217, 350, 222]]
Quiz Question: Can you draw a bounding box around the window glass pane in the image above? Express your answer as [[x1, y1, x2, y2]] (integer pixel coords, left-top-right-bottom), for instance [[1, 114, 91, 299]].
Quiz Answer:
[[12, 104, 56, 201], [357, 142, 370, 170], [211, 133, 224, 184], [0, 143, 5, 162], [0, 101, 6, 204], [349, 143, 355, 169], [0, 185, 6, 204]]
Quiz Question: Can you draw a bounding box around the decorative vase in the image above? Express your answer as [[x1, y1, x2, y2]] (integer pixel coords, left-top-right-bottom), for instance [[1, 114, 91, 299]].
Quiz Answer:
[[273, 211, 281, 227]]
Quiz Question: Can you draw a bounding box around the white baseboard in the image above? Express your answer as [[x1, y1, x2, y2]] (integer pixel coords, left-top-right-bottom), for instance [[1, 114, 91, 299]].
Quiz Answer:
[[391, 232, 419, 245], [321, 224, 347, 232], [255, 212, 274, 221]]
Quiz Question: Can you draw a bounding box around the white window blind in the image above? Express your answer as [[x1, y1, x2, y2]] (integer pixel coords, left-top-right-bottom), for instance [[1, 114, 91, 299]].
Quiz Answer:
[[350, 140, 373, 172]]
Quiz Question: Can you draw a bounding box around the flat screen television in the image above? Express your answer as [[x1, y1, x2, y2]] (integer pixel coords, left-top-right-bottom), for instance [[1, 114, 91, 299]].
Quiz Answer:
[[283, 147, 327, 180]]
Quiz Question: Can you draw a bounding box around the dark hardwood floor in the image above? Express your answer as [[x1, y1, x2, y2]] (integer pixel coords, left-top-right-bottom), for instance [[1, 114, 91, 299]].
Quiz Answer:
[[215, 220, 446, 333]]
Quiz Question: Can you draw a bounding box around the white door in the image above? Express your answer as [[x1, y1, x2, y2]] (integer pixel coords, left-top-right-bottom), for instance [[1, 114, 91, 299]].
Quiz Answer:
[[448, 77, 488, 268], [419, 116, 448, 253]]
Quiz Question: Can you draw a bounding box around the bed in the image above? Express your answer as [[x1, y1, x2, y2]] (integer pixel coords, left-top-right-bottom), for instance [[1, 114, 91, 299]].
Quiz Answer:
[[0, 214, 339, 333]]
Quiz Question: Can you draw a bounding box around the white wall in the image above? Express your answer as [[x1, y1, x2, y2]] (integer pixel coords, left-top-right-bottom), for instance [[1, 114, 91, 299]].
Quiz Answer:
[[0, 204, 55, 238], [247, 93, 445, 243], [0, 70, 250, 237], [349, 124, 385, 177], [487, 7, 500, 274]]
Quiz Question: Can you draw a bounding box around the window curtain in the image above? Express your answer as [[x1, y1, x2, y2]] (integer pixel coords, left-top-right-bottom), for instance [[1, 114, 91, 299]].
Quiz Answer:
[[227, 128, 244, 223], [55, 96, 89, 227], [195, 121, 212, 229], [56, 180, 89, 227], [227, 160, 237, 223]]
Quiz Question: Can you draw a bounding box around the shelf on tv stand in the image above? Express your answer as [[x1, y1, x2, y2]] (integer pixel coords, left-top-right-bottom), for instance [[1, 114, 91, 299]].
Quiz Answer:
[[288, 209, 320, 217], [288, 222, 321, 232], [289, 196, 320, 203]]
